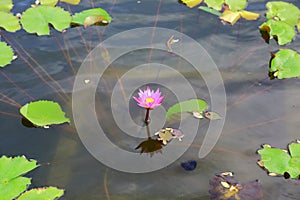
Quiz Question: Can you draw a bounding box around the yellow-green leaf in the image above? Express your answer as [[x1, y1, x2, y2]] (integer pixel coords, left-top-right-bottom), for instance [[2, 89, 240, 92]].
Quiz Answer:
[[204, 0, 223, 10], [0, 0, 13, 12], [72, 8, 112, 26], [225, 0, 247, 11], [84, 15, 108, 28], [40, 0, 58, 6], [181, 0, 203, 8], [0, 12, 21, 32], [0, 41, 15, 67], [60, 0, 80, 5], [220, 9, 240, 25], [240, 10, 260, 21]]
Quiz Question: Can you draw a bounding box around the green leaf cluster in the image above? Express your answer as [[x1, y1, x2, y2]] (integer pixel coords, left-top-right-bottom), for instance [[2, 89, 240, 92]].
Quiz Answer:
[[260, 1, 300, 45], [0, 155, 64, 199], [258, 142, 300, 179]]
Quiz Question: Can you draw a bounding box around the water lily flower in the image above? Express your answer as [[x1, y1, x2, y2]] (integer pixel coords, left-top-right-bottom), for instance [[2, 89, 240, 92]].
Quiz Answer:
[[133, 86, 164, 109]]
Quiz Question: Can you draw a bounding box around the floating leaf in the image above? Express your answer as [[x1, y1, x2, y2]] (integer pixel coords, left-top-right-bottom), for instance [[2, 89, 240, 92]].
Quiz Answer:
[[21, 6, 71, 35], [61, 0, 80, 5], [225, 0, 247, 11], [135, 137, 163, 157], [40, 0, 58, 6], [181, 160, 197, 171], [180, 0, 203, 8], [192, 111, 204, 119], [0, 41, 15, 67], [257, 142, 300, 178], [18, 187, 64, 200], [0, 156, 38, 200], [240, 10, 260, 21], [265, 2, 300, 26], [171, 128, 184, 141], [84, 15, 108, 28], [198, 6, 222, 16], [204, 0, 223, 11], [220, 9, 240, 25], [209, 172, 263, 200], [0, 12, 21, 32], [260, 20, 295, 45], [20, 100, 70, 127], [155, 128, 174, 145], [0, 0, 13, 12], [72, 8, 112, 26], [269, 49, 300, 79], [204, 111, 221, 120], [166, 99, 208, 121]]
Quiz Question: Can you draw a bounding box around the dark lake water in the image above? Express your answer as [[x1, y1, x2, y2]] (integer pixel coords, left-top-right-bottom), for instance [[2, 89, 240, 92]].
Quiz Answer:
[[1, 0, 300, 199]]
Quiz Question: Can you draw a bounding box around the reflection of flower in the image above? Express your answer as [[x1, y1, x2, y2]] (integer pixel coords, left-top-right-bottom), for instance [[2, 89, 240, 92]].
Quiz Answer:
[[133, 86, 164, 109], [135, 137, 163, 157]]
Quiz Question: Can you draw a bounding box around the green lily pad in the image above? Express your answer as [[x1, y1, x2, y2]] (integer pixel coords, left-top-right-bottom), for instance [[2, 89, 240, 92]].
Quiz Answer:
[[260, 19, 295, 45], [18, 187, 64, 200], [257, 142, 300, 178], [72, 8, 112, 26], [20, 100, 70, 127], [0, 0, 13, 12], [40, 0, 58, 6], [20, 6, 71, 35], [166, 99, 208, 121], [0, 41, 15, 67], [269, 49, 300, 79], [204, 0, 223, 11], [0, 156, 38, 200], [265, 1, 300, 26], [0, 12, 21, 32], [225, 0, 247, 11]]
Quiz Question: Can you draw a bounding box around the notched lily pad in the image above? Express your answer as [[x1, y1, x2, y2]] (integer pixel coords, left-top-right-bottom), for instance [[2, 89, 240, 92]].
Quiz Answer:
[[209, 172, 263, 200], [20, 100, 70, 127], [0, 156, 38, 200], [225, 0, 247, 11], [0, 41, 15, 67], [20, 6, 71, 35], [166, 99, 208, 121], [18, 187, 64, 200], [269, 49, 300, 79], [0, 12, 21, 32], [72, 8, 112, 27], [257, 141, 300, 179]]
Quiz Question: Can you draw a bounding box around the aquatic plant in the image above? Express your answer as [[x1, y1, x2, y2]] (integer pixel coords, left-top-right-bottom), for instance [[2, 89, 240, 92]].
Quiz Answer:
[[20, 100, 70, 128], [133, 86, 164, 123], [0, 155, 64, 199], [257, 141, 300, 179]]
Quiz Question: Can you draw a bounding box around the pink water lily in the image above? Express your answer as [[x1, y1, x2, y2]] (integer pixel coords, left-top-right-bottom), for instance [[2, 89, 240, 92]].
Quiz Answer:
[[133, 86, 164, 109]]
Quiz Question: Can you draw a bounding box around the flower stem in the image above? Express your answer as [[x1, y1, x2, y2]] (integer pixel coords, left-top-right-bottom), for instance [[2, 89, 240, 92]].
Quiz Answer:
[[144, 108, 150, 124]]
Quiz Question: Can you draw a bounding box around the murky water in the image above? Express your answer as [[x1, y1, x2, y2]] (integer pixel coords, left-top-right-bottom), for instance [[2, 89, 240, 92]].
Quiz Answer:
[[1, 0, 300, 199]]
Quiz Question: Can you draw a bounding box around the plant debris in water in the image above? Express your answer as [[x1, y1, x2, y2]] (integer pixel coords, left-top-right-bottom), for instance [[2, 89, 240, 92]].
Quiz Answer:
[[209, 172, 263, 200], [257, 141, 300, 179], [155, 128, 184, 145], [181, 160, 197, 171]]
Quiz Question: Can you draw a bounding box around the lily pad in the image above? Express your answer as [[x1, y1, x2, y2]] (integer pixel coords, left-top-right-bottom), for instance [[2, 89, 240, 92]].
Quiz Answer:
[[20, 100, 70, 127], [204, 111, 221, 120], [0, 12, 21, 32], [260, 19, 296, 45], [209, 172, 263, 200], [20, 6, 71, 35], [0, 0, 13, 12], [166, 99, 208, 121], [265, 1, 300, 26], [0, 41, 15, 67], [198, 6, 222, 16], [220, 9, 259, 25], [61, 0, 80, 5], [225, 0, 247, 11], [204, 0, 223, 11], [72, 8, 112, 26], [40, 0, 58, 6], [257, 142, 300, 178], [18, 187, 64, 200], [0, 156, 38, 200], [180, 0, 203, 8], [269, 49, 300, 79]]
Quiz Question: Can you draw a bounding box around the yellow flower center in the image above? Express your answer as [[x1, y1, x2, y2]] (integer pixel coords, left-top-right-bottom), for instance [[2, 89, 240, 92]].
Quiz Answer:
[[145, 97, 154, 103]]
